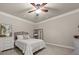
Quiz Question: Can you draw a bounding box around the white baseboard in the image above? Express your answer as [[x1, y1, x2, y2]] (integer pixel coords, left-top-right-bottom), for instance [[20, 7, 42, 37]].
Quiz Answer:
[[46, 42, 74, 50]]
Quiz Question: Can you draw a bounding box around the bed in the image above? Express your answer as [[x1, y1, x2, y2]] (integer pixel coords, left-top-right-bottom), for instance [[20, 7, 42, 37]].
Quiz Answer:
[[14, 32, 46, 55]]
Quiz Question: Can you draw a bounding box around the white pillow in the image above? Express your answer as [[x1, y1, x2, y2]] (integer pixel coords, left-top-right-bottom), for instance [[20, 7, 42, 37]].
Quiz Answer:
[[24, 35, 30, 39], [17, 35, 24, 39]]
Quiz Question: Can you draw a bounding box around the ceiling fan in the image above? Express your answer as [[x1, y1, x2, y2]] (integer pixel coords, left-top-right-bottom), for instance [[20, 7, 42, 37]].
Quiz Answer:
[[28, 3, 48, 16], [17, 3, 60, 17]]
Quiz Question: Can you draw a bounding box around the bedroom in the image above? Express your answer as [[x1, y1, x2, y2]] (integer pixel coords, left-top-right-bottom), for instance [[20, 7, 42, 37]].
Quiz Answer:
[[0, 3, 79, 55]]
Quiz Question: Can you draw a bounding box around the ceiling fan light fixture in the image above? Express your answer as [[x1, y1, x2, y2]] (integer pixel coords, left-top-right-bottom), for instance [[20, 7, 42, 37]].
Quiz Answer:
[[35, 9, 41, 14]]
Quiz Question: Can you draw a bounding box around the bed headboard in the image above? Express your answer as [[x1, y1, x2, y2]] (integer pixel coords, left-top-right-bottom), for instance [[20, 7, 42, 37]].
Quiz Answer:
[[14, 31, 28, 40]]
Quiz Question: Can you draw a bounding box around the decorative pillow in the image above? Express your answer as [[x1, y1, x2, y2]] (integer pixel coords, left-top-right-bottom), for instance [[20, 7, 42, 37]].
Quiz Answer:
[[24, 35, 30, 39], [17, 35, 24, 39]]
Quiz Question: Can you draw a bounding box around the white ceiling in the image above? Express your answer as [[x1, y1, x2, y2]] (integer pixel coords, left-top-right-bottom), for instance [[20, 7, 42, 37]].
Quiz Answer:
[[0, 3, 79, 23]]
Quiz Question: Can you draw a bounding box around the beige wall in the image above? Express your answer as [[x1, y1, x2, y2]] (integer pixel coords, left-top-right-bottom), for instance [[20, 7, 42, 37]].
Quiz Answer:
[[0, 12, 34, 37], [0, 9, 79, 48], [36, 9, 79, 47]]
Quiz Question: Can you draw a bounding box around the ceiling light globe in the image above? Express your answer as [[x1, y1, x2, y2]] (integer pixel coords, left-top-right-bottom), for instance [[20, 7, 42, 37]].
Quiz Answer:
[[35, 9, 41, 14]]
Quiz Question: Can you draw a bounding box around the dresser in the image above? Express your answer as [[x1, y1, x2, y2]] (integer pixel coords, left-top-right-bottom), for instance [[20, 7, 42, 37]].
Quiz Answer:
[[0, 37, 14, 51]]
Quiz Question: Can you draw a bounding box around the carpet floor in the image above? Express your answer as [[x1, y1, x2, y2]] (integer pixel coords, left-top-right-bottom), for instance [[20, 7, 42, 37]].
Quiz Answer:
[[0, 44, 73, 55]]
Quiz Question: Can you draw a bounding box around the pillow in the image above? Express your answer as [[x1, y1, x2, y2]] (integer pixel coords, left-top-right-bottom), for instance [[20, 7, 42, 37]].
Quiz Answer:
[[17, 35, 24, 39], [24, 35, 30, 39]]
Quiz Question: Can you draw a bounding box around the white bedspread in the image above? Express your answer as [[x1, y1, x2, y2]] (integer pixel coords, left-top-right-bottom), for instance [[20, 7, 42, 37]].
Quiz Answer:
[[15, 39, 46, 55]]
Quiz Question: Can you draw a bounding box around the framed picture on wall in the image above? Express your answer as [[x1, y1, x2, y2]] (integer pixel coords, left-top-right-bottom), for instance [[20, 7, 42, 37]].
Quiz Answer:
[[0, 24, 12, 37]]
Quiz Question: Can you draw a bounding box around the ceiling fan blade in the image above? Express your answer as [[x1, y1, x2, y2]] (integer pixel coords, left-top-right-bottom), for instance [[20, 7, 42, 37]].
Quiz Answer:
[[31, 3, 35, 7], [44, 7, 60, 11], [28, 10, 36, 13], [41, 3, 47, 7], [15, 8, 32, 14], [42, 9, 48, 12]]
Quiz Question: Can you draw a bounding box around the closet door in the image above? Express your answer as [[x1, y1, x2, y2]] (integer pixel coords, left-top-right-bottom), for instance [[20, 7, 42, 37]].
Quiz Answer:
[[33, 29, 43, 39], [38, 29, 43, 39]]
